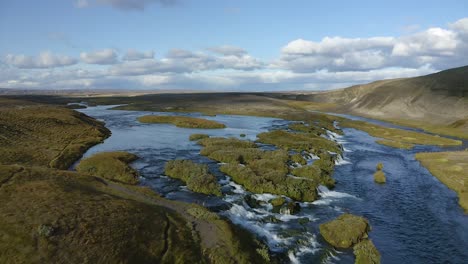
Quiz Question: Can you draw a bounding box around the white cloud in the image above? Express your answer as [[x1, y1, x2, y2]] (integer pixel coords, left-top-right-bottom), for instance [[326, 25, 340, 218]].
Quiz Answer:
[[3, 17, 468, 91], [279, 18, 468, 73], [3, 52, 77, 69], [109, 48, 263, 76], [122, 49, 154, 61], [207, 45, 247, 56], [80, 49, 118, 64]]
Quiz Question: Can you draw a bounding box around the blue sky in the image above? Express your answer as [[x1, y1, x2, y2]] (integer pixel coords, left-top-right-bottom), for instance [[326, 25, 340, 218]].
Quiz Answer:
[[1, 0, 467, 91]]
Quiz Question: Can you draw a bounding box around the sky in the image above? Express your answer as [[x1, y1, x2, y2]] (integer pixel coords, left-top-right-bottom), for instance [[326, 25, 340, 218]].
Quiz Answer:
[[0, 0, 467, 91]]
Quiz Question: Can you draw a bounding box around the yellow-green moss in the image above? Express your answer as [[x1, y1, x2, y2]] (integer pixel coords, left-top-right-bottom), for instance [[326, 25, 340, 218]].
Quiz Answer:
[[138, 115, 226, 129], [290, 153, 307, 165], [354, 239, 381, 264], [319, 213, 370, 248], [189, 133, 210, 141], [198, 137, 319, 201], [341, 120, 461, 147], [374, 163, 386, 184], [164, 160, 222, 196], [76, 151, 139, 185], [415, 151, 468, 213], [376, 139, 414, 149]]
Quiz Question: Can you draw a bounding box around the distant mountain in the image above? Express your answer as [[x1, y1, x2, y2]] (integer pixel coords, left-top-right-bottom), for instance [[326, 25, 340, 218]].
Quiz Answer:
[[298, 65, 468, 128]]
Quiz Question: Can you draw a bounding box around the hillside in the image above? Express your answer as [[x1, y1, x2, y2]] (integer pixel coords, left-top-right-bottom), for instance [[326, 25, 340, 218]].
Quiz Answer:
[[296, 66, 468, 133]]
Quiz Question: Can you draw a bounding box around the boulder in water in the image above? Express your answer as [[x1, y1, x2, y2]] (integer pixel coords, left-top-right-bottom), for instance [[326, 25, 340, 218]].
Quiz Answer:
[[319, 213, 370, 248]]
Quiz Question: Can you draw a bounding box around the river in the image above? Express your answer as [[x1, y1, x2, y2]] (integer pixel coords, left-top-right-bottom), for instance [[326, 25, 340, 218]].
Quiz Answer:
[[77, 105, 468, 264]]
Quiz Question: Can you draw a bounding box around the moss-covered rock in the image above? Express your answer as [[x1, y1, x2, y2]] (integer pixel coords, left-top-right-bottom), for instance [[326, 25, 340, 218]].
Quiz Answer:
[[374, 163, 386, 184], [374, 171, 386, 184], [279, 202, 301, 215], [164, 160, 222, 196], [189, 133, 210, 141], [76, 151, 139, 184], [319, 213, 370, 248], [353, 239, 381, 264], [270, 197, 286, 207]]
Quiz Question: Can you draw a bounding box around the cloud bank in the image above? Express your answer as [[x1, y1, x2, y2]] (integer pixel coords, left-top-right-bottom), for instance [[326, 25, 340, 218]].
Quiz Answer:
[[1, 18, 467, 91]]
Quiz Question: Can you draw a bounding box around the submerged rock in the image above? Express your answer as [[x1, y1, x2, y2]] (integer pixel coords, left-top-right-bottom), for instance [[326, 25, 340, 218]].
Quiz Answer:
[[279, 202, 301, 215], [269, 196, 286, 207], [319, 213, 370, 248]]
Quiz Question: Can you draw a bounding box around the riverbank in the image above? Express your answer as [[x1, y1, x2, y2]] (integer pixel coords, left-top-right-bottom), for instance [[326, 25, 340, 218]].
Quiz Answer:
[[0, 97, 270, 263]]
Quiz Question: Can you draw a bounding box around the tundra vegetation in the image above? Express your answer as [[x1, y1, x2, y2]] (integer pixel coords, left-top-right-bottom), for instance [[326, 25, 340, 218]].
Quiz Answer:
[[256, 130, 342, 157], [138, 115, 226, 129], [189, 133, 210, 141], [197, 133, 339, 202], [415, 151, 468, 212], [0, 97, 270, 263], [0, 98, 110, 169], [340, 119, 461, 149], [76, 151, 139, 185], [374, 163, 386, 184], [164, 160, 222, 196], [319, 213, 380, 264]]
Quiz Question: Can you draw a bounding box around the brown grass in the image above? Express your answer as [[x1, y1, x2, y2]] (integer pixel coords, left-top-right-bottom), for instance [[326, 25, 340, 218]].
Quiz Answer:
[[415, 151, 468, 212], [341, 120, 461, 148], [76, 152, 139, 185]]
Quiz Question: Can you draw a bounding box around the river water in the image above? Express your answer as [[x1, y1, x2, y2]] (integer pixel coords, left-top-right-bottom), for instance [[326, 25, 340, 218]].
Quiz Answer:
[[77, 105, 468, 264]]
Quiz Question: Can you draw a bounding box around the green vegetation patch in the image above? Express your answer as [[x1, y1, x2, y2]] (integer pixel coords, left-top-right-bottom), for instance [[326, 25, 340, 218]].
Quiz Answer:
[[138, 115, 226, 129], [341, 120, 462, 148], [319, 213, 370, 248], [374, 163, 386, 184], [198, 137, 319, 201], [291, 162, 336, 188], [0, 104, 110, 169], [76, 151, 139, 185], [290, 153, 307, 165], [0, 166, 203, 263], [164, 160, 222, 196], [415, 151, 468, 213], [354, 239, 381, 264], [257, 130, 342, 156], [189, 133, 210, 141], [376, 139, 414, 149]]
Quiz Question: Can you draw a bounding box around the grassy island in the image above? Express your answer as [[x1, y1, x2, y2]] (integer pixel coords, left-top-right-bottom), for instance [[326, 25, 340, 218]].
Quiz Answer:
[[198, 137, 319, 201], [138, 115, 226, 129], [415, 151, 468, 212], [320, 213, 381, 264], [256, 130, 342, 157], [164, 160, 222, 196], [76, 151, 139, 185]]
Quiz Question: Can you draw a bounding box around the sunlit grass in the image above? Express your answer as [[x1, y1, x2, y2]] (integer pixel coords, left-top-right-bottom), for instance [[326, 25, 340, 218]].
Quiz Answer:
[[415, 151, 468, 212], [138, 115, 226, 129]]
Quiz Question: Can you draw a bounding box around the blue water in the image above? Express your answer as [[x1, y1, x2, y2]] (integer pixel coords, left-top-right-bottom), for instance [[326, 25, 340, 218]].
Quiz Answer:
[[78, 105, 468, 264]]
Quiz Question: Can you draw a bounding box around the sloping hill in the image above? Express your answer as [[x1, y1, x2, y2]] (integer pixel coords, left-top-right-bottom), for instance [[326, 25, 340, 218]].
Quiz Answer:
[[300, 66, 468, 131]]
